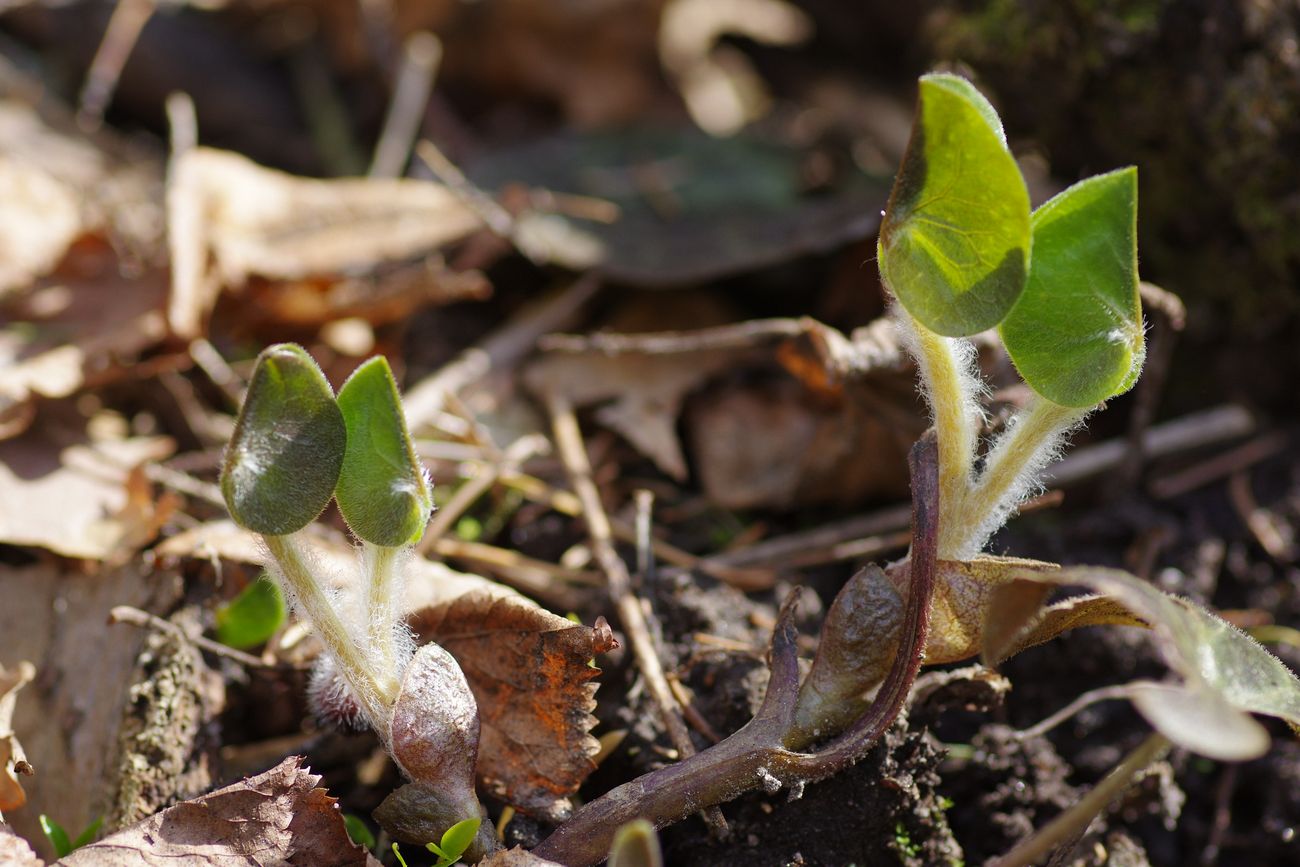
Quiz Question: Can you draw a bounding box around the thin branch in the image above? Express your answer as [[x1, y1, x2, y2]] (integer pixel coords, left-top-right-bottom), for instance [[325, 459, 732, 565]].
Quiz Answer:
[[402, 273, 602, 430], [991, 733, 1170, 867], [78, 0, 157, 131], [108, 605, 292, 670], [546, 389, 728, 839], [370, 32, 441, 178]]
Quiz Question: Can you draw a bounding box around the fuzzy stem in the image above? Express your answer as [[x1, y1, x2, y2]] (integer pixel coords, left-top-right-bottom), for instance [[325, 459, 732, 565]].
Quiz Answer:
[[366, 542, 403, 683], [263, 533, 398, 720], [896, 310, 981, 558], [953, 397, 1086, 558], [991, 733, 1169, 867]]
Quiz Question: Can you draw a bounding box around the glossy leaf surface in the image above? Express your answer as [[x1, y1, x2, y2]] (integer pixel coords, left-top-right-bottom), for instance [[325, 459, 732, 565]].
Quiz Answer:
[[1000, 168, 1144, 407], [878, 74, 1031, 336], [335, 357, 432, 546], [221, 344, 345, 535]]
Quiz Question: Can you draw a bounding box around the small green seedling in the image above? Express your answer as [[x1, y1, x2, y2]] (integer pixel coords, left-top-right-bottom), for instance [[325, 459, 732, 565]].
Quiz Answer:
[[531, 74, 1300, 867], [221, 346, 496, 862], [426, 817, 482, 867], [39, 814, 101, 858], [214, 574, 285, 650], [343, 813, 376, 851]]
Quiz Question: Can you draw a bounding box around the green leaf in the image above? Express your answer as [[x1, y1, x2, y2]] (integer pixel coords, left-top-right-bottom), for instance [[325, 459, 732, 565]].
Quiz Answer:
[[221, 344, 345, 535], [427, 817, 481, 867], [70, 816, 103, 851], [878, 73, 1031, 336], [1001, 566, 1300, 761], [1000, 168, 1144, 407], [335, 357, 432, 546], [215, 575, 286, 650], [39, 814, 72, 858], [342, 814, 376, 851]]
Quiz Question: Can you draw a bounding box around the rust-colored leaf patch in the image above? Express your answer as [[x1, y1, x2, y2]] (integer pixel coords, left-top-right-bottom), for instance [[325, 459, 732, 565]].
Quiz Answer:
[[61, 756, 379, 866], [0, 661, 36, 815], [408, 591, 608, 822]]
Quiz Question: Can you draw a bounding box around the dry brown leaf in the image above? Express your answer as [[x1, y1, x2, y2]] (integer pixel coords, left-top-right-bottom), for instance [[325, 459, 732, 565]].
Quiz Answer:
[[0, 823, 42, 867], [407, 591, 609, 822], [527, 349, 737, 480], [167, 148, 484, 337], [0, 661, 36, 815], [60, 756, 379, 866], [687, 375, 918, 510], [0, 408, 174, 559], [0, 243, 170, 437], [0, 561, 181, 856], [0, 157, 81, 296], [0, 99, 164, 300]]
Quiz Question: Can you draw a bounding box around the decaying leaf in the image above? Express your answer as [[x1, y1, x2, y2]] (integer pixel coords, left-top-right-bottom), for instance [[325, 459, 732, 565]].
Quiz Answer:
[[884, 556, 1147, 666], [61, 756, 379, 866], [0, 661, 36, 815], [0, 99, 164, 300], [0, 245, 170, 438], [687, 375, 918, 510], [527, 347, 738, 480], [407, 591, 607, 822], [990, 567, 1300, 761], [466, 126, 888, 287], [0, 157, 81, 296], [0, 823, 42, 867], [167, 147, 487, 337], [0, 408, 174, 559]]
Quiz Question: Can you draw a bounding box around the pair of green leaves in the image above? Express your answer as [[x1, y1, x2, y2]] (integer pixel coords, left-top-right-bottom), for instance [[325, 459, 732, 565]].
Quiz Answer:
[[878, 74, 1144, 408], [221, 344, 432, 546], [388, 818, 481, 867]]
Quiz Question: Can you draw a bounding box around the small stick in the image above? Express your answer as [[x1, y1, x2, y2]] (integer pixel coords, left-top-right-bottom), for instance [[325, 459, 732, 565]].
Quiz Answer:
[[417, 434, 547, 553], [1150, 430, 1288, 500], [370, 32, 441, 178], [991, 733, 1170, 867], [402, 273, 602, 430], [430, 537, 592, 611], [77, 0, 157, 131], [108, 605, 290, 670], [189, 338, 245, 407], [546, 389, 729, 838]]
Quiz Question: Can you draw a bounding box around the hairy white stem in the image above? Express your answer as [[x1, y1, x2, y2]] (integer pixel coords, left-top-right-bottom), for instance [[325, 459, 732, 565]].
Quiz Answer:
[[365, 542, 413, 685], [953, 397, 1088, 559], [263, 533, 398, 726], [894, 309, 984, 558]]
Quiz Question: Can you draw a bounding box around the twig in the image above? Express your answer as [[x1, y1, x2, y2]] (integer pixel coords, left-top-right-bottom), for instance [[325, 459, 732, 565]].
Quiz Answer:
[[1045, 404, 1255, 489], [189, 338, 245, 408], [546, 389, 729, 838], [1150, 430, 1288, 500], [77, 0, 157, 131], [429, 538, 592, 611], [991, 733, 1170, 867], [416, 139, 516, 236], [403, 273, 602, 430], [370, 32, 441, 178], [107, 605, 292, 670], [417, 434, 548, 553]]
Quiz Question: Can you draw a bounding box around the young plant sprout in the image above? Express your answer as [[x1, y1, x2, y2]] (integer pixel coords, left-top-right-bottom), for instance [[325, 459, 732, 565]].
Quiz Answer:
[[532, 74, 1300, 867], [220, 346, 498, 861], [218, 75, 1300, 867]]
